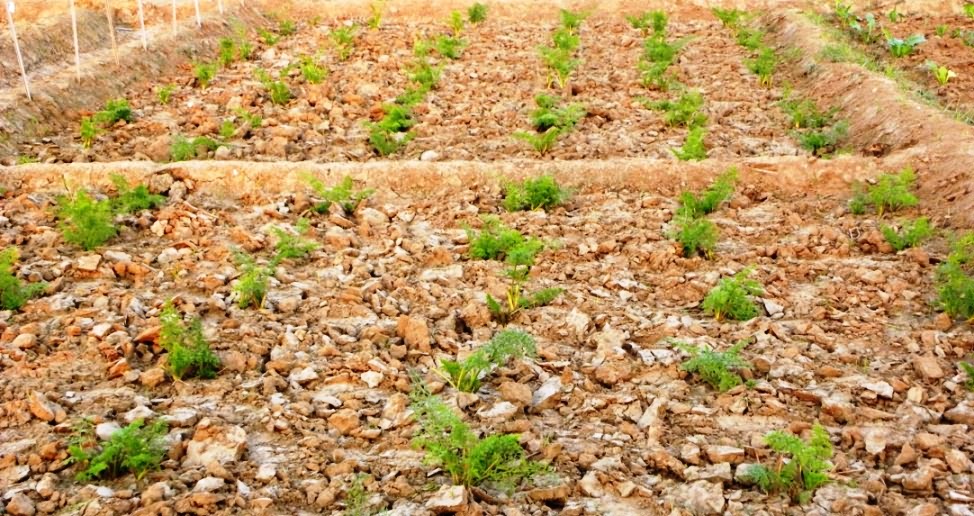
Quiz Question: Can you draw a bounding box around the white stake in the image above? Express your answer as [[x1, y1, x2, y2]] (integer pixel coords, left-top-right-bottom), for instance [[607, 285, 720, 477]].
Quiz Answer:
[[5, 1, 30, 100], [171, 0, 176, 35], [217, 0, 224, 15], [104, 0, 119, 65], [193, 0, 201, 27], [136, 0, 147, 50], [69, 0, 81, 80]]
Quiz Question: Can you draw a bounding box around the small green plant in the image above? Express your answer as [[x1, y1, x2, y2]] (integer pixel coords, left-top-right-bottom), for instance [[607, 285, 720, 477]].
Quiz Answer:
[[434, 35, 466, 59], [848, 13, 878, 43], [797, 120, 848, 157], [848, 168, 918, 216], [56, 190, 118, 251], [157, 84, 175, 105], [68, 419, 168, 482], [740, 424, 833, 504], [736, 27, 765, 50], [672, 126, 708, 161], [480, 232, 560, 323], [936, 233, 974, 321], [271, 218, 319, 261], [645, 89, 707, 128], [218, 37, 236, 67], [886, 33, 926, 57], [367, 124, 414, 156], [305, 175, 375, 216], [960, 362, 974, 391], [409, 381, 547, 490], [233, 108, 262, 130], [238, 40, 253, 60], [712, 8, 746, 28], [159, 301, 220, 380], [676, 168, 738, 218], [193, 62, 217, 88], [110, 174, 165, 214], [551, 28, 580, 52], [437, 329, 537, 392], [466, 215, 539, 261], [279, 19, 296, 36], [258, 28, 280, 45], [513, 128, 561, 155], [449, 10, 465, 37], [16, 155, 39, 165], [468, 2, 488, 24], [0, 247, 46, 311], [746, 47, 778, 87], [502, 175, 571, 212], [779, 94, 836, 129], [887, 8, 902, 23], [833, 1, 854, 23], [233, 252, 271, 309], [626, 10, 667, 37], [343, 474, 370, 516], [559, 9, 590, 34], [936, 24, 949, 37], [170, 135, 220, 162], [93, 98, 134, 126], [407, 59, 443, 92], [538, 46, 579, 89], [367, 0, 385, 30], [255, 69, 292, 105], [331, 25, 357, 61], [299, 56, 328, 84], [926, 61, 957, 86], [669, 216, 718, 258], [702, 268, 763, 321], [966, 4, 974, 20], [881, 217, 933, 251], [80, 117, 99, 148], [528, 94, 585, 132], [219, 119, 236, 140], [674, 339, 751, 392]]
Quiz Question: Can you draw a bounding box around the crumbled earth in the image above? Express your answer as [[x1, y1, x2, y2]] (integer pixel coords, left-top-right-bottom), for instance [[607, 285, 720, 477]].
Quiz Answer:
[[0, 166, 973, 516]]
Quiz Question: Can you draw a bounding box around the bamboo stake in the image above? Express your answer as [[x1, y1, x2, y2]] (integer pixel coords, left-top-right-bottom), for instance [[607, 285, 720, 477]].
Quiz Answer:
[[69, 0, 81, 80], [104, 0, 118, 66], [171, 0, 176, 35], [217, 0, 224, 15], [136, 0, 147, 50], [193, 0, 201, 28], [5, 1, 30, 100]]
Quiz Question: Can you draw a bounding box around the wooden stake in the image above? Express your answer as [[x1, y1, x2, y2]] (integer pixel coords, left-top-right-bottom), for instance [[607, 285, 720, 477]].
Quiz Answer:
[[104, 0, 118, 65], [171, 0, 176, 35], [217, 0, 224, 15], [193, 0, 201, 28], [136, 0, 147, 50], [5, 1, 30, 100], [69, 0, 81, 80]]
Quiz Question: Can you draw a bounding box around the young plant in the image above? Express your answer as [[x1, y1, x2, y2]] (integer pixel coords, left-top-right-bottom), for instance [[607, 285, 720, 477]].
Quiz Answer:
[[218, 37, 236, 68], [674, 339, 752, 392], [219, 119, 236, 140], [779, 95, 836, 129], [67, 419, 168, 482], [513, 128, 561, 156], [736, 27, 765, 50], [80, 117, 99, 148], [712, 8, 746, 28], [672, 126, 708, 161], [848, 168, 918, 216], [528, 94, 585, 132], [367, 124, 414, 156], [56, 190, 118, 251], [299, 56, 328, 84], [669, 216, 718, 258], [936, 233, 974, 321], [255, 69, 292, 105], [676, 168, 738, 218], [233, 252, 271, 309], [94, 98, 134, 126], [881, 217, 933, 251], [193, 62, 217, 89], [559, 9, 590, 34], [258, 28, 280, 45], [157, 84, 175, 105], [279, 19, 296, 36], [551, 28, 580, 52], [502, 175, 570, 212], [702, 268, 763, 321], [645, 89, 707, 128], [966, 3, 974, 20], [434, 35, 466, 59], [367, 0, 385, 30], [15, 155, 38, 165], [271, 218, 319, 261], [961, 361, 974, 391], [304, 174, 374, 216], [848, 13, 878, 44], [886, 33, 926, 57], [170, 135, 220, 162], [926, 61, 957, 86], [626, 11, 667, 37], [0, 247, 46, 311], [331, 25, 357, 61], [110, 174, 165, 214], [539, 46, 580, 89], [407, 59, 443, 92], [409, 382, 547, 490], [796, 120, 848, 157], [437, 329, 537, 392], [740, 424, 833, 504], [159, 301, 220, 380], [466, 216, 537, 261], [234, 108, 263, 130], [468, 2, 488, 24], [449, 10, 465, 37], [344, 474, 370, 516], [887, 8, 902, 23], [746, 47, 777, 87]]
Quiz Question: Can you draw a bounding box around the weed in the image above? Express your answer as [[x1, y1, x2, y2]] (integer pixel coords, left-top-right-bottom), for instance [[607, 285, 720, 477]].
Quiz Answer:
[[887, 8, 902, 23], [279, 19, 296, 36], [193, 62, 217, 88], [712, 8, 746, 28], [503, 175, 571, 212], [796, 120, 848, 157], [559, 9, 590, 34], [740, 424, 833, 504], [56, 190, 118, 251], [157, 84, 175, 105], [848, 168, 918, 216], [672, 126, 708, 161], [746, 47, 777, 87], [926, 61, 956, 86], [111, 174, 165, 214], [271, 218, 319, 261], [238, 40, 253, 60], [258, 28, 280, 45], [80, 117, 99, 148], [676, 168, 738, 218], [0, 247, 46, 311], [233, 108, 262, 130], [645, 89, 707, 128], [886, 33, 926, 57], [159, 301, 220, 380], [218, 37, 236, 67], [702, 268, 763, 321], [449, 10, 465, 37], [848, 13, 878, 43], [233, 252, 271, 309], [468, 3, 488, 24], [68, 419, 168, 482], [437, 329, 536, 392], [833, 1, 854, 23], [170, 135, 220, 162], [305, 175, 375, 216], [331, 25, 357, 61], [367, 124, 414, 156], [881, 217, 933, 251], [961, 362, 974, 391], [674, 339, 751, 392], [434, 35, 466, 59], [94, 98, 134, 126], [409, 382, 547, 490], [936, 233, 974, 320], [669, 216, 717, 258]]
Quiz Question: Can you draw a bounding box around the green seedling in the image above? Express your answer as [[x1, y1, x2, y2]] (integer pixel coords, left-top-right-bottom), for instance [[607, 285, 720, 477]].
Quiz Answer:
[[56, 190, 118, 251], [67, 419, 168, 482], [449, 10, 465, 37], [676, 168, 738, 218], [0, 247, 46, 311], [746, 47, 777, 87], [627, 10, 667, 37], [410, 381, 547, 490], [559, 9, 590, 34], [238, 40, 253, 60], [159, 301, 220, 380], [643, 35, 688, 64], [887, 8, 902, 23], [233, 251, 271, 309], [886, 33, 926, 57], [233, 108, 262, 130], [299, 56, 328, 84], [926, 61, 957, 86], [434, 35, 466, 59], [797, 120, 848, 157], [936, 233, 974, 321], [219, 119, 236, 140], [833, 1, 853, 23], [80, 117, 99, 148], [966, 4, 974, 20], [218, 37, 236, 67], [468, 2, 488, 24], [93, 98, 134, 126], [712, 8, 746, 28], [849, 168, 918, 216], [305, 174, 375, 216], [645, 89, 707, 128], [367, 124, 414, 156], [702, 268, 763, 321], [539, 46, 580, 89], [669, 215, 717, 258], [193, 62, 217, 88], [961, 362, 974, 391], [413, 38, 433, 58], [395, 86, 428, 108], [485, 235, 562, 324], [15, 155, 38, 165], [331, 25, 357, 61], [157, 84, 175, 105], [848, 13, 878, 43], [674, 339, 751, 392], [936, 25, 949, 37], [638, 59, 675, 90], [529, 94, 585, 132], [736, 27, 765, 50], [258, 28, 280, 45], [672, 126, 708, 161], [367, 0, 385, 29], [503, 175, 571, 212], [740, 424, 833, 504], [255, 69, 292, 105], [551, 28, 580, 52], [110, 174, 165, 214], [278, 19, 296, 36], [466, 215, 539, 261], [170, 135, 220, 162], [407, 59, 443, 92], [881, 217, 933, 251], [779, 94, 836, 129], [271, 218, 319, 261], [513, 128, 561, 155], [437, 329, 537, 392], [344, 474, 370, 516]]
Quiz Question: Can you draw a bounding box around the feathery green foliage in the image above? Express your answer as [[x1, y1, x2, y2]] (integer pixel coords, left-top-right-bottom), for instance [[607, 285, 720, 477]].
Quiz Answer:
[[233, 252, 271, 309], [435, 36, 466, 59], [466, 216, 539, 261], [219, 119, 236, 140], [271, 218, 319, 261], [712, 8, 746, 28], [674, 340, 751, 392], [68, 419, 168, 482], [193, 62, 217, 88], [559, 9, 589, 34], [702, 268, 763, 321], [528, 94, 585, 132], [539, 46, 580, 89], [449, 10, 465, 37], [672, 126, 708, 161], [56, 190, 118, 251], [299, 56, 328, 84], [343, 474, 370, 516], [676, 168, 738, 218], [848, 168, 918, 216], [881, 217, 933, 251], [502, 175, 571, 212], [170, 135, 220, 162], [157, 84, 175, 105], [746, 47, 778, 87], [93, 98, 134, 126], [936, 233, 974, 321], [0, 247, 46, 311], [278, 19, 296, 36], [367, 0, 385, 30], [255, 69, 292, 105], [797, 120, 848, 157], [80, 117, 99, 148], [779, 95, 836, 129], [110, 174, 165, 214], [961, 361, 974, 391], [305, 175, 375, 216], [438, 330, 537, 392], [218, 37, 236, 68], [258, 28, 280, 45], [331, 25, 357, 61], [234, 107, 263, 130], [468, 3, 488, 23], [513, 128, 560, 155], [159, 301, 220, 380], [407, 59, 443, 92], [741, 424, 833, 504], [669, 216, 718, 258], [736, 26, 765, 50], [627, 10, 667, 37], [645, 89, 707, 128]]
